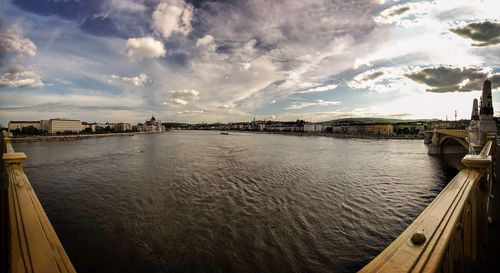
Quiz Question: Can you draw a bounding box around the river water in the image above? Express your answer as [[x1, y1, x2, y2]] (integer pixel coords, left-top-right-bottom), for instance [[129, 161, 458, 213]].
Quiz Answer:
[[15, 131, 458, 273]]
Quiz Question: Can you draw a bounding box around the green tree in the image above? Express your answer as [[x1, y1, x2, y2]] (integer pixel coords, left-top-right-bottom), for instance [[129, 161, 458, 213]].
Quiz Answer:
[[21, 126, 40, 135]]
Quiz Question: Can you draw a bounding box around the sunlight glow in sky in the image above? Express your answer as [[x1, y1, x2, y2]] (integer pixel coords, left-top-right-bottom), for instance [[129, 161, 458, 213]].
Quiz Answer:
[[1, 0, 500, 124]]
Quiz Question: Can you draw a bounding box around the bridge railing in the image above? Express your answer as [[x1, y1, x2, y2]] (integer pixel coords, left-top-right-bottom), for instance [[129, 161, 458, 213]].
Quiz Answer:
[[1, 131, 76, 273], [360, 133, 496, 272]]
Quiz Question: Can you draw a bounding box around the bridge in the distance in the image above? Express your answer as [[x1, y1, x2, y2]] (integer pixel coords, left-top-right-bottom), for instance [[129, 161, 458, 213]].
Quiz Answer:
[[425, 129, 469, 154]]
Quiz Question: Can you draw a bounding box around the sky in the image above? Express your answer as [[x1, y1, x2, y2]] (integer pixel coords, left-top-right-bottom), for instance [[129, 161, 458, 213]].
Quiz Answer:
[[0, 0, 500, 125]]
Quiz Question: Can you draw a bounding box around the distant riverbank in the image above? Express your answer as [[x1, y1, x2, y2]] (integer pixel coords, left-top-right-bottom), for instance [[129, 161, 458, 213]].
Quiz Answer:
[[251, 131, 424, 140], [181, 129, 424, 140], [10, 131, 164, 142]]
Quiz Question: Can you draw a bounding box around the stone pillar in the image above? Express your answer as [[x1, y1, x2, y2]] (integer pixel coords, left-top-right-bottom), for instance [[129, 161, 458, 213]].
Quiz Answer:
[[471, 98, 479, 121], [469, 98, 481, 153], [478, 80, 496, 146], [428, 130, 441, 155]]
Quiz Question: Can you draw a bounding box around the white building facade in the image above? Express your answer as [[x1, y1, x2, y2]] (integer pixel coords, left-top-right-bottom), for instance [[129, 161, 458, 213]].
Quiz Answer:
[[48, 119, 82, 134]]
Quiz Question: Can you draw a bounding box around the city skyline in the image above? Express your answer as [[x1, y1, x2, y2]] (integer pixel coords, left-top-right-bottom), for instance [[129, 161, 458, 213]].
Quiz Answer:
[[1, 0, 500, 125]]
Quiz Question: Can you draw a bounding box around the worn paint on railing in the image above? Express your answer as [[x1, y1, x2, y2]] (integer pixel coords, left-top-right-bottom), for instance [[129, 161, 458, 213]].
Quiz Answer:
[[2, 131, 76, 273], [360, 135, 496, 272]]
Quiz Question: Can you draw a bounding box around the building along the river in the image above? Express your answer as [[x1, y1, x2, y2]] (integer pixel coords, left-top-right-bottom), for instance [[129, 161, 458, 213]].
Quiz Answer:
[[8, 121, 41, 132], [48, 118, 82, 134], [137, 116, 164, 132]]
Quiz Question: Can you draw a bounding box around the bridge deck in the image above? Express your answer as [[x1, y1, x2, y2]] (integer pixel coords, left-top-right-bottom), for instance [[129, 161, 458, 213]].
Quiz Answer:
[[427, 129, 468, 138]]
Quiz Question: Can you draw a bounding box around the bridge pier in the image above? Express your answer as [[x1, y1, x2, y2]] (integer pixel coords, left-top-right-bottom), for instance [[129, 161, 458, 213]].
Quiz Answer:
[[427, 134, 441, 155]]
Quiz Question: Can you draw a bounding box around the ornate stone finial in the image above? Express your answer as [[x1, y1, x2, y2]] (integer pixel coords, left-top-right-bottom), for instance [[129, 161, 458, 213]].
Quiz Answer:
[[480, 80, 493, 120], [471, 98, 479, 120]]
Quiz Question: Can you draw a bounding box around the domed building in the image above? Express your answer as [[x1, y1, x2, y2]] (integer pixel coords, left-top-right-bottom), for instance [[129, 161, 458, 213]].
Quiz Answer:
[[136, 115, 164, 132]]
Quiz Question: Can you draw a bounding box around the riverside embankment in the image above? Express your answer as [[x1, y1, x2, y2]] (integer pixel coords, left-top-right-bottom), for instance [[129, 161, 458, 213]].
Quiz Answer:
[[10, 131, 165, 142]]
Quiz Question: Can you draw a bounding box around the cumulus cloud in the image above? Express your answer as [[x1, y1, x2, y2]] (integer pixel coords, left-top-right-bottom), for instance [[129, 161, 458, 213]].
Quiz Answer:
[[0, 25, 43, 88], [121, 73, 148, 86], [153, 1, 193, 40], [450, 21, 500, 46], [162, 89, 200, 106], [107, 0, 147, 12], [286, 100, 341, 110], [405, 66, 500, 93], [164, 98, 188, 105], [240, 62, 251, 70], [170, 89, 199, 100], [126, 37, 166, 61], [374, 1, 433, 27], [296, 84, 338, 94], [0, 69, 44, 88], [0, 26, 36, 57], [176, 109, 205, 114], [196, 35, 215, 47]]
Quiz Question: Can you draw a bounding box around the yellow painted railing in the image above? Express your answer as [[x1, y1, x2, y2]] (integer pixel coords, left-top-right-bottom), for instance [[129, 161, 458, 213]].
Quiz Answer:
[[1, 131, 76, 273], [360, 134, 496, 272]]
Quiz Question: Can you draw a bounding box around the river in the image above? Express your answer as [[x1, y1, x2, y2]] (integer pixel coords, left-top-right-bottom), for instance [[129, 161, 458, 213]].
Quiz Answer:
[[15, 131, 458, 273]]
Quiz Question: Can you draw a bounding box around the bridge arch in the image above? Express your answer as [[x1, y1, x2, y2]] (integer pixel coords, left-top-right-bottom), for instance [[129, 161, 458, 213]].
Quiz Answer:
[[439, 135, 469, 151]]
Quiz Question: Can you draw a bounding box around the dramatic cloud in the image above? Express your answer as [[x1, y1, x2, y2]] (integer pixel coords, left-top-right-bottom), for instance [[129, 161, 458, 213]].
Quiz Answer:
[[196, 35, 215, 47], [295, 84, 338, 94], [0, 25, 43, 88], [153, 1, 193, 40], [375, 1, 433, 27], [3, 0, 500, 124], [126, 37, 166, 61], [450, 21, 500, 46], [286, 100, 341, 110], [405, 66, 500, 93]]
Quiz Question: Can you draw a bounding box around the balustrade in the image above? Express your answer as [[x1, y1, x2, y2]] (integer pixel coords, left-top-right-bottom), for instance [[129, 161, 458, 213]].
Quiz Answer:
[[1, 131, 76, 273], [361, 133, 496, 272]]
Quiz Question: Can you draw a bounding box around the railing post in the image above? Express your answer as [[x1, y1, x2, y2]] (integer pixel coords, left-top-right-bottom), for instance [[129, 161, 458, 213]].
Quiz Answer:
[[2, 131, 10, 154], [462, 150, 493, 263], [2, 152, 28, 187], [486, 134, 496, 184]]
